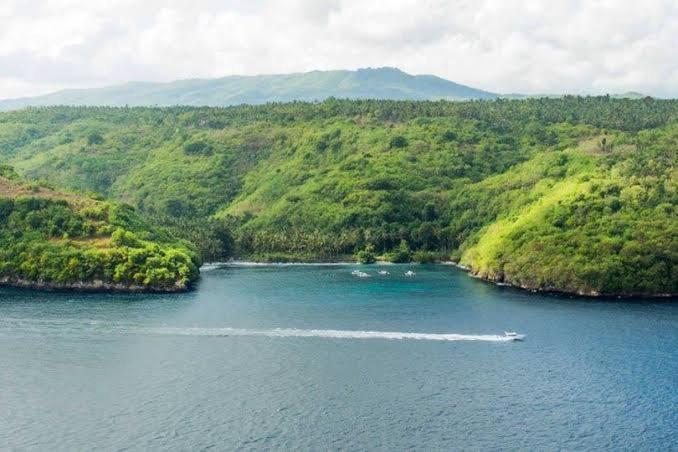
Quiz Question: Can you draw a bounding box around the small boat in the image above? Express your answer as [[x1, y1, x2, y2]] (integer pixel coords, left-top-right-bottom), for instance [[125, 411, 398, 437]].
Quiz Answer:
[[378, 270, 390, 275], [504, 331, 525, 341], [351, 269, 370, 278], [404, 270, 416, 277]]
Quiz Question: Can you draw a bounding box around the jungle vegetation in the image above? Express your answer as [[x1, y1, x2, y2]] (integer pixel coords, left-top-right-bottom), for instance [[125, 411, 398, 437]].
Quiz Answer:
[[0, 168, 199, 291], [0, 96, 675, 295]]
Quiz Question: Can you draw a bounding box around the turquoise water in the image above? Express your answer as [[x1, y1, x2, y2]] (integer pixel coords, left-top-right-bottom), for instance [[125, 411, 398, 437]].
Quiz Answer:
[[1, 264, 677, 450]]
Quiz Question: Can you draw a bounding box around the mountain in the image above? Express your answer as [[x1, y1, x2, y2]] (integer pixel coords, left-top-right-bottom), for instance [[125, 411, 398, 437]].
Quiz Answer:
[[501, 91, 648, 100], [1, 97, 676, 296], [0, 166, 199, 292], [610, 91, 646, 99], [0, 68, 496, 111]]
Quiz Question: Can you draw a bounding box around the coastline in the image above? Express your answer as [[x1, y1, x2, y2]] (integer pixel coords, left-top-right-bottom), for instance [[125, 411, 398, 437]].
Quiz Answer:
[[0, 277, 191, 294], [3, 261, 673, 299], [446, 262, 677, 299], [202, 260, 676, 299]]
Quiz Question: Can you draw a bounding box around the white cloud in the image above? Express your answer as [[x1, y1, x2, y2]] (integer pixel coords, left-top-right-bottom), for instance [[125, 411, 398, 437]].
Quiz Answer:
[[0, 0, 676, 98]]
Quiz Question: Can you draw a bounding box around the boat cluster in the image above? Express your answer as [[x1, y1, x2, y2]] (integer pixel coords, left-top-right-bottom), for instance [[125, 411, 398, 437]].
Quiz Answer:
[[350, 269, 416, 278]]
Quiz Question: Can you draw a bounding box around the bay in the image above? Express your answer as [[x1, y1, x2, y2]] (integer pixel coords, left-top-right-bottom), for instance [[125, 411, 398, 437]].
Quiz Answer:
[[1, 264, 676, 450]]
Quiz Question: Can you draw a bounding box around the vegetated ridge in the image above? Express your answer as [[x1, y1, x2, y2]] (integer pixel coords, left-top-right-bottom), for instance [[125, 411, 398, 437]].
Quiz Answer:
[[0, 166, 199, 292], [0, 96, 675, 296]]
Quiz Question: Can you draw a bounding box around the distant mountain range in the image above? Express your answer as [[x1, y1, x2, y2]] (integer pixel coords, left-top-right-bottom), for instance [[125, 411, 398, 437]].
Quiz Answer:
[[502, 91, 647, 100], [0, 68, 652, 111], [0, 68, 498, 110]]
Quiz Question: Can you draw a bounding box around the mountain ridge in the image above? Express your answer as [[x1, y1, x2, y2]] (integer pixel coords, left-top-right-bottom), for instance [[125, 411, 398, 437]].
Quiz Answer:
[[0, 68, 497, 110]]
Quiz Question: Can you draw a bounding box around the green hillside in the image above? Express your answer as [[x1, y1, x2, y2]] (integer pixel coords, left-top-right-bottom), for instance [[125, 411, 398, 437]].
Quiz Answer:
[[0, 167, 199, 291], [0, 68, 496, 111], [0, 97, 675, 296]]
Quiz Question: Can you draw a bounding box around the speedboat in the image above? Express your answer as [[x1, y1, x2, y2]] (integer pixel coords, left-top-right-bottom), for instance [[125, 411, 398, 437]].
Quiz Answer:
[[504, 331, 526, 341], [404, 270, 416, 277]]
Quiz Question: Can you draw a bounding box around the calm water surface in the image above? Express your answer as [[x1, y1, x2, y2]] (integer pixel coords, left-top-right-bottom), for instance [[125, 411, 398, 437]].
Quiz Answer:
[[1, 264, 677, 450]]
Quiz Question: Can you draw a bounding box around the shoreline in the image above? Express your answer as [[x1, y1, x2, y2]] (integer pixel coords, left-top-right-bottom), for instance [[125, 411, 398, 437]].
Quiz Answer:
[[0, 277, 191, 294], [2, 262, 673, 299], [202, 260, 677, 300], [447, 263, 677, 300]]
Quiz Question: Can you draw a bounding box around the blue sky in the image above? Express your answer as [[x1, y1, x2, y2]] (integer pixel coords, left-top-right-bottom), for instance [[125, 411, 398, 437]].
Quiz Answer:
[[1, 0, 676, 98]]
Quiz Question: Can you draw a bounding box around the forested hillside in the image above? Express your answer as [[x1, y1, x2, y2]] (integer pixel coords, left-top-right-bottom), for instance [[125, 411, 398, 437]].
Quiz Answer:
[[0, 166, 199, 291], [0, 97, 675, 296]]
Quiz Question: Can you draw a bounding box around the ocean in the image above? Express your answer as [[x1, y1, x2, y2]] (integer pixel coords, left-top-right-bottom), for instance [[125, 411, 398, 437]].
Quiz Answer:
[[1, 264, 676, 450]]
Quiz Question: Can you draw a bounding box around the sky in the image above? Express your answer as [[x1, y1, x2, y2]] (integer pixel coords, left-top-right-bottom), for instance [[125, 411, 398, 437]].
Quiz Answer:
[[1, 0, 677, 99]]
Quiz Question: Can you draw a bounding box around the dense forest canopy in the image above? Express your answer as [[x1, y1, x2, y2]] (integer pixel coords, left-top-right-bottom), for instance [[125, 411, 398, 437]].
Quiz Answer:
[[0, 97, 676, 295], [0, 171, 199, 291]]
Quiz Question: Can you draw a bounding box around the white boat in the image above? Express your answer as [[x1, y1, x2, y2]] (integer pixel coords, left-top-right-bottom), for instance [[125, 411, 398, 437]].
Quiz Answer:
[[504, 331, 526, 341], [351, 269, 370, 278], [404, 270, 416, 277], [378, 270, 390, 275]]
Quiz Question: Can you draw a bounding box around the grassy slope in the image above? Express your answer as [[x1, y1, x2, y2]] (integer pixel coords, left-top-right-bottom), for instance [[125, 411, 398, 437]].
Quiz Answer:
[[0, 98, 675, 295], [0, 169, 199, 291], [458, 136, 677, 296]]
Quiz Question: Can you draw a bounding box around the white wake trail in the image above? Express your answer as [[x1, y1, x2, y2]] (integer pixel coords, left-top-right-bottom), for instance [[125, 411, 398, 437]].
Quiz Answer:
[[200, 261, 354, 271], [0, 318, 524, 342], [143, 327, 521, 342]]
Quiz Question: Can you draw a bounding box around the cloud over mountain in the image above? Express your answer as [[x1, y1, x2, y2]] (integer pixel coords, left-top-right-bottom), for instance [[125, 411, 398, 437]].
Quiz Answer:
[[1, 0, 676, 98]]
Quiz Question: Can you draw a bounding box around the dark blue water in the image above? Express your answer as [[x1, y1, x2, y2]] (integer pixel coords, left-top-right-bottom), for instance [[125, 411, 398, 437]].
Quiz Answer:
[[1, 264, 677, 450]]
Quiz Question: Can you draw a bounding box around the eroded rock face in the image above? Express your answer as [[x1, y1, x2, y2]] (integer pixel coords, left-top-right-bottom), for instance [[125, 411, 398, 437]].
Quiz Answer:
[[0, 277, 191, 293], [462, 266, 673, 299]]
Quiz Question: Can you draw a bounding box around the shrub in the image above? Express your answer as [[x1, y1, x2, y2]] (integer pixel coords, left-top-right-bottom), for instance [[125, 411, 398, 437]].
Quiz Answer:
[[389, 135, 408, 148], [87, 132, 104, 145], [111, 229, 141, 248], [413, 250, 437, 263], [442, 130, 457, 142], [183, 140, 213, 155], [385, 240, 411, 263], [355, 244, 377, 264], [0, 164, 19, 180]]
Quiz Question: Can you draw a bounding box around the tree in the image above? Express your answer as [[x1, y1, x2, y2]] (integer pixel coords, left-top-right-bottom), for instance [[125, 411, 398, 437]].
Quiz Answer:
[[355, 244, 377, 264], [386, 240, 411, 263], [87, 132, 104, 145], [389, 135, 408, 148]]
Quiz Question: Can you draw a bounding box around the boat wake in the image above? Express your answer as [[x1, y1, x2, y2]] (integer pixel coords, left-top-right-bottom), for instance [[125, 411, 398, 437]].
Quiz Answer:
[[144, 327, 522, 342], [0, 318, 524, 342], [201, 261, 353, 271]]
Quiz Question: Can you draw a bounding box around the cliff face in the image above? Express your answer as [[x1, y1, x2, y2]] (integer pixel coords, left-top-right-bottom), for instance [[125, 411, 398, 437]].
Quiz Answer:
[[0, 175, 200, 293]]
